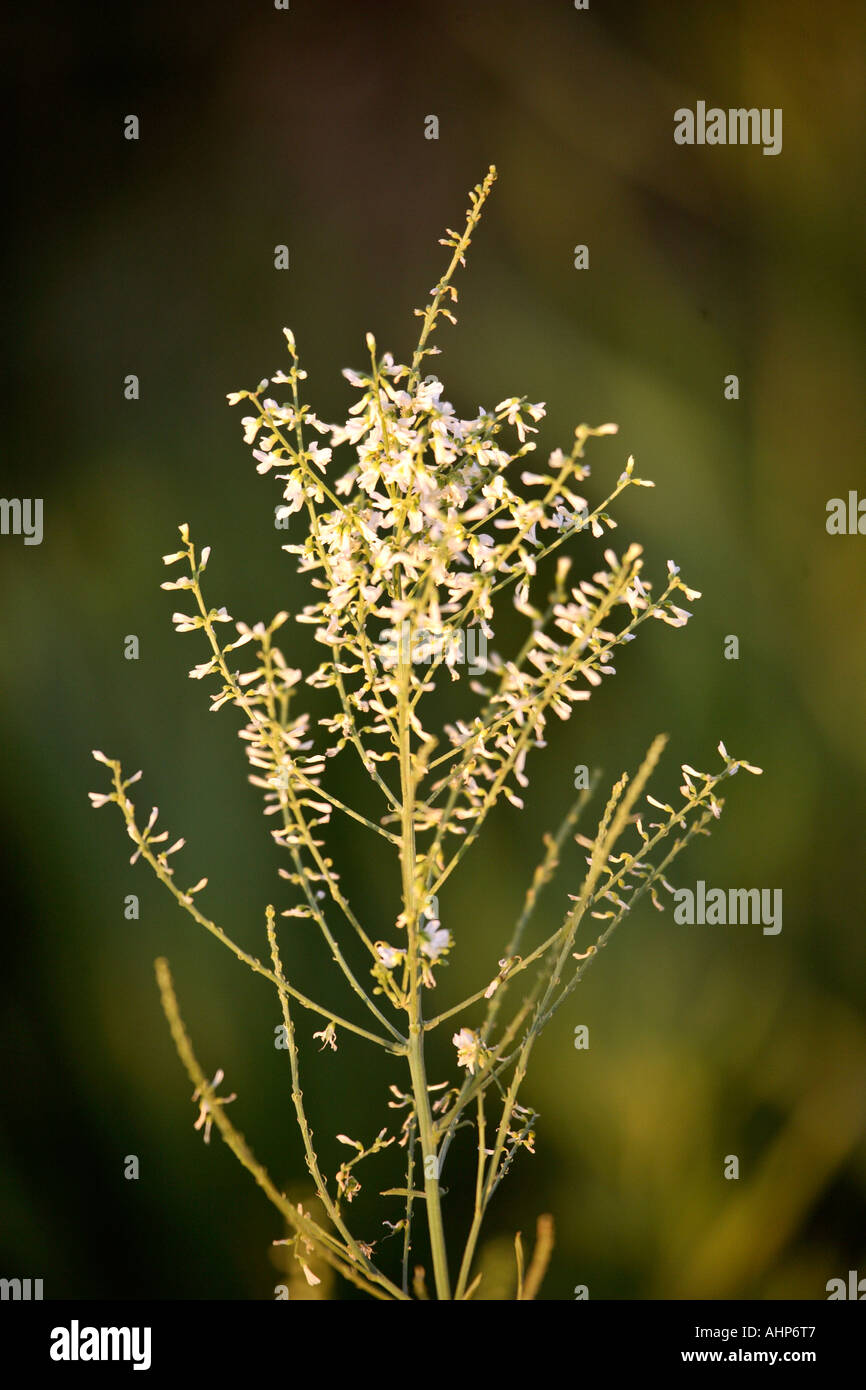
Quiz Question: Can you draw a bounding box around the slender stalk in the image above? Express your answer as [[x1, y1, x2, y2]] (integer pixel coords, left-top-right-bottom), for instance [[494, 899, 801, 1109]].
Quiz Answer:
[[265, 907, 405, 1299], [401, 1115, 418, 1295], [191, 569, 399, 1034], [409, 165, 497, 383], [155, 957, 407, 1300], [455, 1094, 487, 1298], [520, 1214, 555, 1301], [398, 648, 451, 1299], [109, 761, 400, 1052]]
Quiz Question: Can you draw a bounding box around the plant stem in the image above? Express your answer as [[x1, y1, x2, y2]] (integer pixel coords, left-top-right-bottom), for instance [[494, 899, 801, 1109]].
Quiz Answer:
[[398, 649, 451, 1300], [407, 1029, 451, 1299], [265, 907, 403, 1298], [155, 957, 407, 1300]]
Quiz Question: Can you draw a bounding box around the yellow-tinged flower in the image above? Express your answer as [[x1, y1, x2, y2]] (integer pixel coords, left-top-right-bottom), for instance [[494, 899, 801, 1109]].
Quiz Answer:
[[452, 1027, 486, 1075]]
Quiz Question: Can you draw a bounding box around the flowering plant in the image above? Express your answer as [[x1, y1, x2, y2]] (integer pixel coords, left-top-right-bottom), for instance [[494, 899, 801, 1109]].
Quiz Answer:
[[90, 167, 760, 1300]]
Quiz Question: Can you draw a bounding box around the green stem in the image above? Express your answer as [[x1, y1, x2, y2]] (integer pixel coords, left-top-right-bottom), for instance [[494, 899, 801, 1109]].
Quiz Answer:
[[407, 1030, 451, 1299], [265, 907, 406, 1299], [398, 653, 451, 1300], [454, 1094, 487, 1298]]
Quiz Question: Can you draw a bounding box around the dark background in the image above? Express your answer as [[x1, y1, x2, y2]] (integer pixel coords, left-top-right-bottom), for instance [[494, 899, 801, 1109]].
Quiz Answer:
[[2, 0, 864, 1299]]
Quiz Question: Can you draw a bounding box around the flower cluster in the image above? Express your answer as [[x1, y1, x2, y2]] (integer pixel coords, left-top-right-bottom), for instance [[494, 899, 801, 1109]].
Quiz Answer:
[[88, 167, 761, 1301]]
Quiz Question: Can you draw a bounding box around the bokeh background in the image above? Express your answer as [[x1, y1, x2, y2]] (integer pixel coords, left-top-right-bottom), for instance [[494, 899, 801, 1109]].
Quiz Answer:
[[2, 0, 865, 1299]]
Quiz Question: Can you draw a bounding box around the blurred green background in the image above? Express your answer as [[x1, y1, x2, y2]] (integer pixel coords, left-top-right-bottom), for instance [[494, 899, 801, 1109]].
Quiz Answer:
[[2, 0, 864, 1299]]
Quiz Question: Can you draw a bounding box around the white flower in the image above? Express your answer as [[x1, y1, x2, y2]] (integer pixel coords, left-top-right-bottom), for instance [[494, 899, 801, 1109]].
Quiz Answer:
[[420, 920, 450, 961], [452, 1027, 486, 1075], [192, 1068, 236, 1144], [312, 1021, 338, 1052], [376, 942, 404, 970], [306, 441, 332, 471]]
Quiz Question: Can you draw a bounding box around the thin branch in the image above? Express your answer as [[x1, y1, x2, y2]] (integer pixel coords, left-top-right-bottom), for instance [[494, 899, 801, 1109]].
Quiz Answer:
[[154, 956, 408, 1300]]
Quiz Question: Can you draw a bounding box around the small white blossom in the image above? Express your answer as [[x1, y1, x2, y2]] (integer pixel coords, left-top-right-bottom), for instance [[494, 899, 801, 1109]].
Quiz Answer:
[[376, 943, 404, 969], [452, 1027, 486, 1075], [192, 1068, 236, 1144]]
